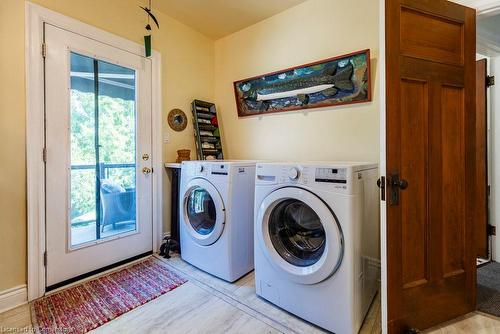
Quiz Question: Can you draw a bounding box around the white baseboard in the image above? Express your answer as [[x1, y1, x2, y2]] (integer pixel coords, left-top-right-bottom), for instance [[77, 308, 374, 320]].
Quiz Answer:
[[0, 285, 28, 314]]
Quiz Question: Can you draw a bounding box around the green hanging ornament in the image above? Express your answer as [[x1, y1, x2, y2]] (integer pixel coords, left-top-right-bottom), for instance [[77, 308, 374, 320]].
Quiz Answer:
[[144, 33, 152, 58], [140, 0, 159, 58]]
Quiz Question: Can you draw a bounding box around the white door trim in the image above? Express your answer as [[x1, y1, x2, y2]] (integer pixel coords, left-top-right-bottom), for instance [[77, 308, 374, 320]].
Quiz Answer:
[[475, 0, 500, 264], [25, 2, 163, 301], [378, 1, 387, 333]]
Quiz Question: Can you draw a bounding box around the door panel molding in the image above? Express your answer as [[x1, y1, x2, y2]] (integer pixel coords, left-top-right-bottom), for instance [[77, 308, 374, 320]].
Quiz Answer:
[[26, 2, 162, 300], [399, 78, 429, 290], [400, 7, 465, 66]]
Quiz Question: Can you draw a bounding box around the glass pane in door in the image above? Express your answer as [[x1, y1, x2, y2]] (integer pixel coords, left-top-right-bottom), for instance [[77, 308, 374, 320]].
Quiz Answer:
[[69, 52, 137, 247], [97, 59, 137, 240]]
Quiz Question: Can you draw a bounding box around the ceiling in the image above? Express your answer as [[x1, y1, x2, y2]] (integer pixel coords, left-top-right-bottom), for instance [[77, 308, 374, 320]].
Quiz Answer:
[[479, 12, 500, 33], [478, 13, 500, 55], [153, 0, 307, 40], [451, 0, 500, 10], [442, 1, 500, 55]]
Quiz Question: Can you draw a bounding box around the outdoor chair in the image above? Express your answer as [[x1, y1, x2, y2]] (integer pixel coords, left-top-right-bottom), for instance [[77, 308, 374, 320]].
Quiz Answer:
[[100, 179, 136, 232]]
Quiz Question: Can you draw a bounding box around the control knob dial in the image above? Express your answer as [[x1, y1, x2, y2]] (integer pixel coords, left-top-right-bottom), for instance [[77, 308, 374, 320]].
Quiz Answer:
[[288, 167, 300, 180]]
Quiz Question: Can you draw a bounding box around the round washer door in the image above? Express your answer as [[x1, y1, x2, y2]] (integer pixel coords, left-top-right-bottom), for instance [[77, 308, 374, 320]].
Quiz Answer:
[[182, 178, 225, 246], [256, 187, 344, 285]]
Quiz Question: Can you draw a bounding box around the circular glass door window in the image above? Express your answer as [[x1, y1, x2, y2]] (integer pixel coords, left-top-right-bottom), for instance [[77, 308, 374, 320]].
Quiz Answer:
[[186, 186, 217, 235], [269, 199, 326, 267]]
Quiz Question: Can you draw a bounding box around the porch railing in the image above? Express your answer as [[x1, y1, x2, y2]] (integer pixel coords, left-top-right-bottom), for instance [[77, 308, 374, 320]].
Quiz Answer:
[[71, 162, 135, 179]]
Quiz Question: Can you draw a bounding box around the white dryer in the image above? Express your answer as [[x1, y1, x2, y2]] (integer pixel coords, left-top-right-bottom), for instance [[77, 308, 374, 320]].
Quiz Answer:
[[180, 160, 256, 282], [254, 162, 379, 334]]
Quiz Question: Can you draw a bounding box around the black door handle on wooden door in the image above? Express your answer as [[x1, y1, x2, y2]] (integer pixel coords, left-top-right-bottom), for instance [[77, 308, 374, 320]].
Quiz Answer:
[[389, 174, 408, 205]]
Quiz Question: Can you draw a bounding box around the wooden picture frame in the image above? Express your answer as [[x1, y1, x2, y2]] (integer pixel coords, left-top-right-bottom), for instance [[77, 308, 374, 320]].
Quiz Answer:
[[233, 49, 372, 117]]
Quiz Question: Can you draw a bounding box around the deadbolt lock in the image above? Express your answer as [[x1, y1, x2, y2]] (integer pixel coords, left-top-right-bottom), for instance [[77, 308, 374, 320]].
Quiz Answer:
[[142, 153, 150, 161]]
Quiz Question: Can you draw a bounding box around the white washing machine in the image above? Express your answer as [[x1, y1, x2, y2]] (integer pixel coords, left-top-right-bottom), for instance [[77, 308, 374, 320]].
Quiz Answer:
[[254, 162, 380, 334], [180, 160, 257, 282]]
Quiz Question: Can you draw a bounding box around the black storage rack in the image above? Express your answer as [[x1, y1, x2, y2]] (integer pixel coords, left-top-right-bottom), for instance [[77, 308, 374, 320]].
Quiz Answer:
[[191, 99, 224, 160]]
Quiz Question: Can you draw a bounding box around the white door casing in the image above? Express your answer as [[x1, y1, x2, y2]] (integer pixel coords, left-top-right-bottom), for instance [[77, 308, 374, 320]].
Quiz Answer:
[[44, 23, 153, 286]]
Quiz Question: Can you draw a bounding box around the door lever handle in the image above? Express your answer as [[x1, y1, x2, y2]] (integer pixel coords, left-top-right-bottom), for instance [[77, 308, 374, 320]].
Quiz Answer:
[[389, 174, 408, 205], [391, 177, 408, 190]]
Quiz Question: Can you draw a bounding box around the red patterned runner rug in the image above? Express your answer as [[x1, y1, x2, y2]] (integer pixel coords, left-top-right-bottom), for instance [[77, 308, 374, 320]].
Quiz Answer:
[[32, 257, 186, 334]]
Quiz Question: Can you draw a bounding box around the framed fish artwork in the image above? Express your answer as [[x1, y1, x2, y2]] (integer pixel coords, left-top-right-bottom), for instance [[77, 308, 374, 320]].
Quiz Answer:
[[233, 49, 371, 117]]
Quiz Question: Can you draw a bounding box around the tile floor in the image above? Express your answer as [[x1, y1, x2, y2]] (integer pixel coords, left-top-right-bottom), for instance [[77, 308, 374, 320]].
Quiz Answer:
[[1, 254, 498, 333], [158, 254, 380, 334], [0, 254, 379, 333], [424, 312, 500, 333]]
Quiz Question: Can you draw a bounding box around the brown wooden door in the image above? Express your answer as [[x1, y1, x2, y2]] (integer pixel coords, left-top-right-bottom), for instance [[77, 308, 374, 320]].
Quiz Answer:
[[385, 0, 476, 332], [475, 59, 488, 259]]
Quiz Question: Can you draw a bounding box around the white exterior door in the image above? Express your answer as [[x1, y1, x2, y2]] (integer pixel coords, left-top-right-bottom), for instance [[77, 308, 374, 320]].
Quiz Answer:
[[44, 23, 153, 287]]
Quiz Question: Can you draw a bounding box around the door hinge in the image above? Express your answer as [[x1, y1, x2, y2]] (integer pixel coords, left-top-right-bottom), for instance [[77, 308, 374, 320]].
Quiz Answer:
[[42, 147, 47, 163], [41, 43, 47, 58], [488, 224, 496, 236], [43, 251, 48, 266], [487, 75, 495, 87]]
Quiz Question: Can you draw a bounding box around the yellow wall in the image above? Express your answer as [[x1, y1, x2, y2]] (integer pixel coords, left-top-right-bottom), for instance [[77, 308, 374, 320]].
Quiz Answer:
[[1, 0, 380, 293], [0, 0, 27, 291], [0, 0, 214, 291], [215, 0, 380, 163]]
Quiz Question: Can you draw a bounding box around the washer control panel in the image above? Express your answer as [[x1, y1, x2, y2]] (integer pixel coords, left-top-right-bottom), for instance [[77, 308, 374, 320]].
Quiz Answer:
[[287, 167, 300, 180], [255, 163, 367, 195], [190, 162, 209, 176], [211, 163, 228, 176], [183, 162, 232, 177], [278, 166, 311, 185], [271, 166, 350, 190], [315, 168, 347, 185]]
